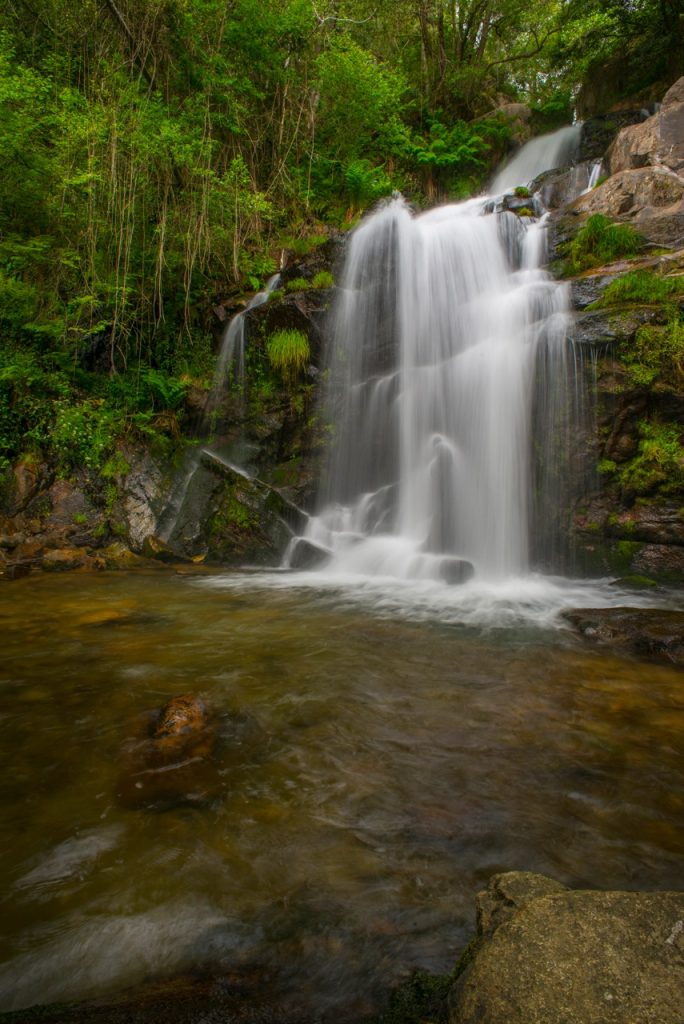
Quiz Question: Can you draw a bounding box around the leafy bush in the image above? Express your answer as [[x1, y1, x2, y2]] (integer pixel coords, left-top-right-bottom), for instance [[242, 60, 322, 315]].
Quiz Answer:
[[343, 159, 393, 213], [569, 214, 643, 271], [267, 329, 310, 380], [52, 400, 118, 471]]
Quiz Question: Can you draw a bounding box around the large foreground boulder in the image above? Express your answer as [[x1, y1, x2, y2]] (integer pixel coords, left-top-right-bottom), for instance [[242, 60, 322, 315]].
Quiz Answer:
[[449, 872, 684, 1024]]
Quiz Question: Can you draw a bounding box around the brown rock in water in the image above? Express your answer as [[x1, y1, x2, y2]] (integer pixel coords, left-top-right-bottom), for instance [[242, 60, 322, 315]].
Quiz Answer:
[[449, 872, 684, 1024], [117, 694, 218, 809], [563, 607, 684, 664]]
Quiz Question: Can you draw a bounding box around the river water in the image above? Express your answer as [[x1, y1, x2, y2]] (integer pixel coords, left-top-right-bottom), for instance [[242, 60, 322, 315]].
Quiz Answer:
[[1, 569, 682, 1016]]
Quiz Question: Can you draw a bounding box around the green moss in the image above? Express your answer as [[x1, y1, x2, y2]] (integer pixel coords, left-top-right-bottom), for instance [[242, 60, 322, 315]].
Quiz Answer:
[[516, 206, 534, 217], [598, 458, 617, 475], [268, 288, 285, 302], [618, 419, 684, 497], [72, 512, 88, 525], [568, 214, 643, 273], [618, 316, 684, 390], [513, 186, 530, 198]]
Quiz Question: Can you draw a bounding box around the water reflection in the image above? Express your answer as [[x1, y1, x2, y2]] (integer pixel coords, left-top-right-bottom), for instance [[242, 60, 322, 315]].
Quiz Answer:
[[0, 570, 682, 1014]]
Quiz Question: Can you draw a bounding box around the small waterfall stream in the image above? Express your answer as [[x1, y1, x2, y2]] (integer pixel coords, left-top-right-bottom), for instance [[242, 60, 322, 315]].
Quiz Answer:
[[290, 129, 590, 582]]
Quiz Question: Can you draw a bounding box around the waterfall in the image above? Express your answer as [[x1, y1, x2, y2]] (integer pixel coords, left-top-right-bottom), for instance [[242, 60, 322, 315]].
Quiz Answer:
[[291, 132, 587, 583], [490, 124, 581, 193]]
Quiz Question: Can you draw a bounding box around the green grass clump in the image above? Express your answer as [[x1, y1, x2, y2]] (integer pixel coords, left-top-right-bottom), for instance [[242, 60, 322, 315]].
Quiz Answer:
[[514, 185, 531, 198], [593, 269, 684, 308], [569, 214, 643, 272], [266, 329, 310, 379], [312, 270, 334, 289], [286, 277, 310, 292], [516, 206, 534, 217]]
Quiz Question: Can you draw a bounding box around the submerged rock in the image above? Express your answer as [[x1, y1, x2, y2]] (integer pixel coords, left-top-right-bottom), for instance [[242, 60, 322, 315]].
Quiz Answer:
[[117, 694, 219, 809], [288, 537, 330, 570], [449, 871, 684, 1024], [563, 606, 684, 664], [440, 559, 475, 585]]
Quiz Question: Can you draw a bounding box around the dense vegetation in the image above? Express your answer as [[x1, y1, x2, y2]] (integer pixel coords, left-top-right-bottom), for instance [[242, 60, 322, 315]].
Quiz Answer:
[[0, 0, 681, 475]]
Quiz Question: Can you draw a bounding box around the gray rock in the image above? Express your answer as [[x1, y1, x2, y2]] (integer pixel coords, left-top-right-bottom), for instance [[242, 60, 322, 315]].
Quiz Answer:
[[569, 167, 684, 248], [607, 76, 684, 177], [288, 537, 330, 570], [122, 453, 166, 550], [449, 873, 684, 1024], [571, 306, 664, 347]]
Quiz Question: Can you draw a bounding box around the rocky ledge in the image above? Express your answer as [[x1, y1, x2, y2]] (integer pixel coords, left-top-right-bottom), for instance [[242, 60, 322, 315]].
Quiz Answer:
[[562, 606, 684, 664], [449, 871, 684, 1024]]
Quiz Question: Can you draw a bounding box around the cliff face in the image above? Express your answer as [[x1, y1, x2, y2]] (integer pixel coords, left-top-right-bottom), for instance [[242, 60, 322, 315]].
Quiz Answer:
[[541, 77, 684, 582]]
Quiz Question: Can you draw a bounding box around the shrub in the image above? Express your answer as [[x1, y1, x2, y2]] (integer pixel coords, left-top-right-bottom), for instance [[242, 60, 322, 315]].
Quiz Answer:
[[267, 329, 310, 380], [52, 400, 118, 471], [569, 214, 643, 272]]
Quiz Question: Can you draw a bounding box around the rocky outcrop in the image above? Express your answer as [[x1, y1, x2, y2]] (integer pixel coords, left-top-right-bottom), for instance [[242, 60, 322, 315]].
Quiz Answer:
[[563, 607, 684, 664], [568, 167, 684, 248], [449, 871, 684, 1024], [607, 77, 684, 176]]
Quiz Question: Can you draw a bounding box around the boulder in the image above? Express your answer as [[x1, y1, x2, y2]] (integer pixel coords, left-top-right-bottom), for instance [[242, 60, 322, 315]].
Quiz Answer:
[[563, 607, 684, 664], [440, 558, 475, 585], [288, 537, 330, 569], [117, 694, 218, 809], [122, 452, 167, 550], [606, 76, 684, 177], [578, 111, 647, 163], [449, 871, 684, 1024], [569, 167, 684, 248]]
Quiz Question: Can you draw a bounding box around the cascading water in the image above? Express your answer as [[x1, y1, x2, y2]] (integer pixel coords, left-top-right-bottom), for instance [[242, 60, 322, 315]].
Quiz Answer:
[[290, 132, 588, 583], [490, 123, 581, 193]]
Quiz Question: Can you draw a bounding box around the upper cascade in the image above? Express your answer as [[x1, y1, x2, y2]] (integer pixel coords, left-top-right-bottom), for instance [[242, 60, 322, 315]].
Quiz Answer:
[[490, 123, 582, 194]]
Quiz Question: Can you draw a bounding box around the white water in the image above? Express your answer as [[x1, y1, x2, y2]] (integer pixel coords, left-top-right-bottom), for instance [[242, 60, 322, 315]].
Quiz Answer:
[[294, 193, 571, 582], [490, 123, 581, 193]]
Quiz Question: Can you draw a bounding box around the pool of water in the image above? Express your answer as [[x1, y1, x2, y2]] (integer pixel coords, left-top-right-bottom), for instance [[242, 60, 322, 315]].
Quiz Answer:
[[1, 569, 682, 1016]]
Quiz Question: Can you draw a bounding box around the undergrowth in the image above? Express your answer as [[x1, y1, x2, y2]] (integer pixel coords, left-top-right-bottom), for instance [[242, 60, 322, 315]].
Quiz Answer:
[[568, 214, 643, 272], [592, 269, 684, 309]]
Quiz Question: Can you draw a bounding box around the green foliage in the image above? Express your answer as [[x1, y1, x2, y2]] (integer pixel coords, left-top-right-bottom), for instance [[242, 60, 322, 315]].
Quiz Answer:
[[343, 159, 394, 213], [619, 316, 684, 389], [52, 401, 118, 472], [598, 458, 617, 475], [568, 215, 643, 272], [618, 420, 684, 496], [267, 329, 310, 380], [514, 186, 531, 198], [312, 270, 334, 289]]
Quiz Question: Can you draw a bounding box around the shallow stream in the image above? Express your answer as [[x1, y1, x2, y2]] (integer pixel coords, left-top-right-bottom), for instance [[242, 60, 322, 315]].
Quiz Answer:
[[1, 570, 682, 1016]]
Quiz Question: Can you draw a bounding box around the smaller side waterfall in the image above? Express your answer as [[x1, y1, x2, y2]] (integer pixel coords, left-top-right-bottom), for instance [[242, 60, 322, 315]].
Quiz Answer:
[[155, 275, 280, 546], [204, 274, 281, 427]]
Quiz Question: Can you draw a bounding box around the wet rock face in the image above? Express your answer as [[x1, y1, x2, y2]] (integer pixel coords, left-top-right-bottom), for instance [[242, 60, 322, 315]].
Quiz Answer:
[[449, 871, 684, 1024], [563, 607, 684, 664]]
